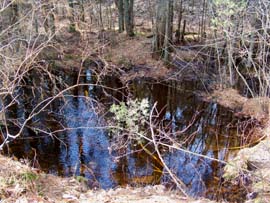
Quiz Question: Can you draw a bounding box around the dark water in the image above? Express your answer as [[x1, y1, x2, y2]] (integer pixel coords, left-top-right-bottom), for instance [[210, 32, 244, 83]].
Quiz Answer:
[[1, 69, 243, 198]]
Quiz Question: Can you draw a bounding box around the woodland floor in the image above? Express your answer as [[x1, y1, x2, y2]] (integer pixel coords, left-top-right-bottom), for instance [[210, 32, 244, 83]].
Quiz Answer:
[[0, 155, 215, 203], [1, 23, 270, 202]]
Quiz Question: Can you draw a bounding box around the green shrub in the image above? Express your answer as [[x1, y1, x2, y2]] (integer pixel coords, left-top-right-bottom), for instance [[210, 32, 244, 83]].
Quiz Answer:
[[109, 98, 150, 138]]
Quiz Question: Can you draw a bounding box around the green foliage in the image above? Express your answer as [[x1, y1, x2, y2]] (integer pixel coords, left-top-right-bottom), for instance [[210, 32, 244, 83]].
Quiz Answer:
[[69, 24, 76, 33], [0, 176, 14, 186], [109, 98, 150, 136], [64, 54, 76, 60], [20, 172, 38, 182], [75, 175, 88, 183], [37, 184, 44, 196], [211, 0, 247, 30]]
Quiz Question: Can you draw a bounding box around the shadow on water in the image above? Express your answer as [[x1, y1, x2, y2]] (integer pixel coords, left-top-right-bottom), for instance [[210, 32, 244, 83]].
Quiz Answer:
[[128, 80, 241, 198], [1, 68, 243, 199]]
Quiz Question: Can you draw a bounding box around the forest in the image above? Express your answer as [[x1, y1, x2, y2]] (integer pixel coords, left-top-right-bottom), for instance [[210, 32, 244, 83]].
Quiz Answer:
[[0, 0, 270, 202]]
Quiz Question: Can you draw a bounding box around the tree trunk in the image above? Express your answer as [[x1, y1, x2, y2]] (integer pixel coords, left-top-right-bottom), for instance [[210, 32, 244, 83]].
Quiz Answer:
[[164, 0, 174, 63], [116, 0, 125, 32], [68, 0, 76, 31], [99, 0, 104, 29], [227, 15, 240, 87], [176, 0, 183, 44], [123, 0, 134, 36], [199, 0, 207, 41], [153, 0, 173, 61], [80, 0, 85, 22], [43, 3, 56, 34], [181, 19, 186, 43], [11, 3, 19, 25]]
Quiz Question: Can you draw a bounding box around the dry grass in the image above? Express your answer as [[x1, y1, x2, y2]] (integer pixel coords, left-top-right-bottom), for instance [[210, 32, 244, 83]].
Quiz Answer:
[[205, 88, 270, 122], [0, 155, 85, 202], [207, 88, 247, 110], [0, 155, 216, 203]]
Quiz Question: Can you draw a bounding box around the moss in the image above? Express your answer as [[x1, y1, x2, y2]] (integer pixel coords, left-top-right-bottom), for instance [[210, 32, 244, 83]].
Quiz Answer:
[[223, 157, 248, 180], [64, 54, 77, 60], [38, 47, 60, 60], [82, 58, 97, 68], [135, 31, 147, 37], [104, 53, 113, 62], [37, 184, 44, 196], [20, 171, 38, 182], [75, 175, 88, 184], [69, 24, 76, 33], [116, 56, 132, 69]]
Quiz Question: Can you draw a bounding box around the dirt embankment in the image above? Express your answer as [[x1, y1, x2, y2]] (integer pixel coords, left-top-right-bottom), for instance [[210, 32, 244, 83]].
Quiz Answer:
[[224, 135, 270, 203], [4, 20, 269, 203], [205, 88, 270, 202], [0, 155, 215, 203], [205, 88, 270, 122]]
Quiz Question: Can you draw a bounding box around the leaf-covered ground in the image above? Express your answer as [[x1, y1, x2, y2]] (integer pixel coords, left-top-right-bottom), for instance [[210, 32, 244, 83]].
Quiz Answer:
[[0, 155, 215, 203]]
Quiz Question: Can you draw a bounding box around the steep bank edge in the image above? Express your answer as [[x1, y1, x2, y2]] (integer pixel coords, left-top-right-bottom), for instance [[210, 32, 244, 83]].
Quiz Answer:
[[0, 155, 215, 203]]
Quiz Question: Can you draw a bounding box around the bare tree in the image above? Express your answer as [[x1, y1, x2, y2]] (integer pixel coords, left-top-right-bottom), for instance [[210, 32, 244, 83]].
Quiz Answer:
[[153, 0, 174, 62], [123, 0, 134, 36], [115, 0, 125, 32]]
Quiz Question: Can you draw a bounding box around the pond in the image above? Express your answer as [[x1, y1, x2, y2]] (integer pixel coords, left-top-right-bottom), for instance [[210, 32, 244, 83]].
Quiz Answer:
[[1, 68, 245, 200]]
